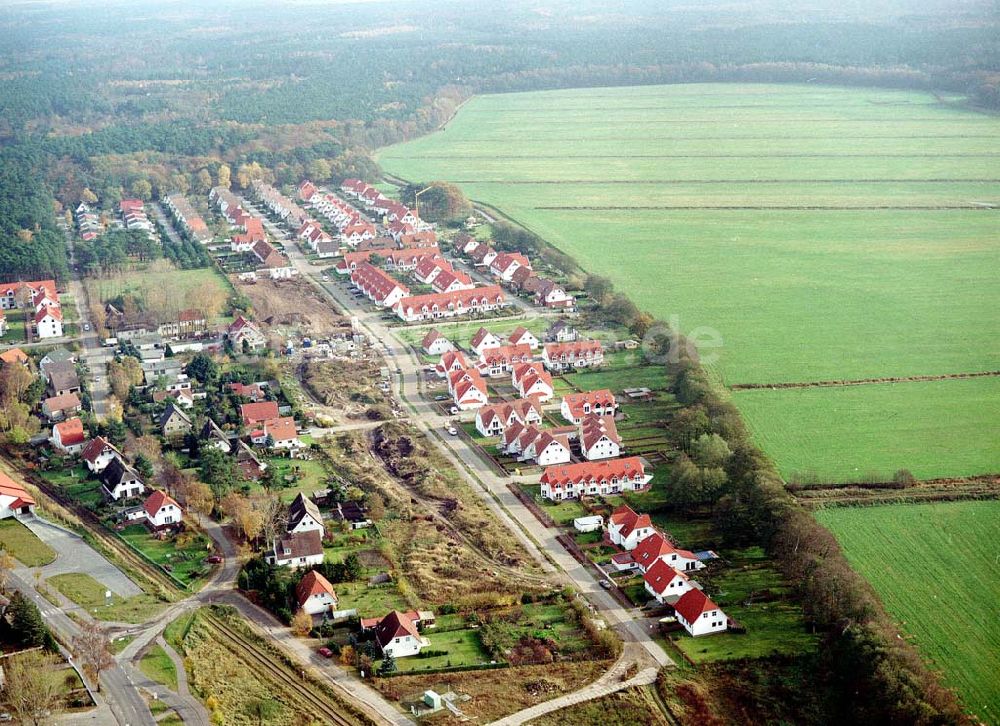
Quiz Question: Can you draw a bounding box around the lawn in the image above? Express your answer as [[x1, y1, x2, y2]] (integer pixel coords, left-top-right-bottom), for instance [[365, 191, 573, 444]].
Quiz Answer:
[[86, 265, 234, 326], [0, 519, 56, 566], [47, 572, 167, 623], [396, 628, 489, 672], [39, 465, 105, 508], [380, 83, 1000, 482], [736, 377, 1000, 481], [817, 501, 1000, 724], [139, 643, 179, 691], [519, 484, 588, 525], [672, 547, 817, 663], [393, 316, 548, 350], [118, 525, 213, 587], [335, 581, 412, 617], [264, 458, 331, 503]]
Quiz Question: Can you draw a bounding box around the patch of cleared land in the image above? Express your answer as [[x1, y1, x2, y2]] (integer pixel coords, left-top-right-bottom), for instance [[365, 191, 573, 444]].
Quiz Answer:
[[816, 501, 1000, 723], [379, 83, 1000, 482]]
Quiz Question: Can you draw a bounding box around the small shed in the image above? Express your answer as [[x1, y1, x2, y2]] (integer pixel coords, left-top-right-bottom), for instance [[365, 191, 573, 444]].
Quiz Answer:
[[574, 515, 603, 533], [423, 691, 442, 710]]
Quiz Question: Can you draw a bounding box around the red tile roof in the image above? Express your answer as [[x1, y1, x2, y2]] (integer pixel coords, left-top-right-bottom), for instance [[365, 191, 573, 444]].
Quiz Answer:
[[643, 559, 688, 596], [264, 416, 298, 443], [673, 588, 720, 624], [580, 414, 621, 452], [296, 570, 336, 609], [0, 471, 35, 507], [480, 343, 532, 367], [605, 501, 652, 538], [395, 286, 505, 318], [351, 262, 409, 303], [81, 436, 119, 464], [240, 401, 280, 426], [374, 610, 421, 648], [143, 490, 180, 518], [0, 348, 29, 365], [53, 417, 85, 446], [562, 389, 617, 420]]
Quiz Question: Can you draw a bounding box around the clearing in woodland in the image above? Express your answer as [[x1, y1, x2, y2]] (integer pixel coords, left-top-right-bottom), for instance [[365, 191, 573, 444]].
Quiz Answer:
[[379, 83, 1000, 482]]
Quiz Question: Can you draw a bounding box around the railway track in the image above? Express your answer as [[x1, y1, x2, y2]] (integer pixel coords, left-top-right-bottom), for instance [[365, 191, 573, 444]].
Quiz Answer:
[[202, 610, 366, 726]]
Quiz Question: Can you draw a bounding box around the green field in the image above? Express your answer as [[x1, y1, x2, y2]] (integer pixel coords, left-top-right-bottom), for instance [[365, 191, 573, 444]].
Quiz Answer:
[[380, 84, 1000, 481], [0, 519, 56, 566], [817, 502, 1000, 723]]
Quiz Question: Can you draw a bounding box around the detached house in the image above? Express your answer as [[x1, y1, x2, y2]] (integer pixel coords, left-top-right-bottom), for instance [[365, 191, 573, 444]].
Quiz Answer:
[[436, 350, 470, 379], [160, 403, 192, 438], [474, 398, 543, 437], [35, 306, 63, 339], [81, 436, 123, 474], [41, 393, 82, 422], [511, 362, 554, 402], [0, 472, 36, 520], [296, 570, 338, 616], [561, 389, 618, 424], [508, 326, 540, 350], [643, 560, 694, 604], [100, 457, 145, 501], [633, 532, 705, 574], [449, 368, 489, 410], [607, 503, 656, 550], [421, 329, 455, 356], [287, 493, 324, 535], [470, 327, 502, 356], [266, 530, 324, 568], [490, 252, 531, 282], [673, 589, 728, 637], [519, 429, 571, 466], [430, 269, 474, 294], [143, 490, 183, 529], [579, 415, 622, 461], [50, 417, 85, 454], [228, 316, 267, 352], [373, 611, 429, 659]]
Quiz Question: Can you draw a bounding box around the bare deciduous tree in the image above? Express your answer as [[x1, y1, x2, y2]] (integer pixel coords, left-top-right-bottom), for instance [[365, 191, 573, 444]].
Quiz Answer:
[[1, 649, 62, 725]]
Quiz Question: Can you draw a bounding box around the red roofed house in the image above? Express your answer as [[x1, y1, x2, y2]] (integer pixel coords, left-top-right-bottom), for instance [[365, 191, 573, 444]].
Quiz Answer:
[[543, 340, 604, 372], [643, 559, 694, 604], [431, 268, 474, 294], [470, 327, 502, 356], [450, 368, 489, 411], [81, 436, 123, 474], [298, 181, 318, 202], [143, 490, 183, 529], [0, 279, 57, 311], [508, 326, 540, 350], [413, 256, 450, 285], [606, 502, 657, 549], [632, 532, 704, 574], [228, 381, 267, 402], [490, 252, 531, 282], [240, 401, 280, 427], [421, 329, 455, 356], [478, 344, 533, 377], [50, 416, 86, 454], [673, 589, 728, 636], [467, 245, 497, 267], [520, 429, 571, 466], [474, 398, 543, 437], [350, 262, 410, 308], [227, 316, 266, 352], [35, 305, 63, 339], [0, 348, 29, 366], [436, 350, 469, 379], [511, 362, 554, 402], [252, 416, 301, 453], [560, 389, 618, 424], [579, 414, 621, 461], [393, 286, 506, 323], [0, 471, 36, 519], [399, 231, 437, 248], [296, 570, 339, 615], [531, 278, 574, 309], [373, 611, 429, 658]]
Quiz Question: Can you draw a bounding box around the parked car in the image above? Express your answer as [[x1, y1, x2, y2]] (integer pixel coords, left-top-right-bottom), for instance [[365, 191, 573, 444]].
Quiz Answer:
[[207, 555, 223, 564], [317, 647, 334, 658], [83, 322, 91, 331], [446, 426, 458, 436], [599, 579, 612, 589], [321, 275, 330, 282], [449, 406, 459, 415], [434, 394, 449, 401]]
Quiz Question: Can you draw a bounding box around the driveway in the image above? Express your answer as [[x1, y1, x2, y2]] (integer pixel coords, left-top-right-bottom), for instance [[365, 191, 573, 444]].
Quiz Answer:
[[17, 517, 142, 597]]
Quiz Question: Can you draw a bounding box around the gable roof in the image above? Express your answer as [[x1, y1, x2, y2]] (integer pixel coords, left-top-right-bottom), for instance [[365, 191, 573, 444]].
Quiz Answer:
[[288, 493, 322, 532], [264, 416, 298, 443], [296, 569, 336, 609], [562, 389, 617, 419], [0, 472, 35, 508], [470, 327, 497, 349], [81, 436, 121, 464], [42, 392, 80, 412], [421, 328, 443, 349], [607, 502, 652, 538], [274, 530, 324, 560], [160, 402, 192, 427], [508, 326, 535, 345], [100, 456, 141, 488], [0, 348, 29, 365], [374, 610, 421, 648], [643, 559, 689, 595], [53, 417, 85, 445], [580, 414, 621, 452], [673, 588, 721, 623], [240, 401, 280, 425], [143, 490, 179, 518]]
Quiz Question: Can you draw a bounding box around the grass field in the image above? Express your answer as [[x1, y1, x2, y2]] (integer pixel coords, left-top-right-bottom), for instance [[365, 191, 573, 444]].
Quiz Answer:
[[817, 501, 1000, 723], [380, 84, 1000, 481], [0, 519, 56, 566], [48, 572, 167, 623], [139, 644, 179, 691]]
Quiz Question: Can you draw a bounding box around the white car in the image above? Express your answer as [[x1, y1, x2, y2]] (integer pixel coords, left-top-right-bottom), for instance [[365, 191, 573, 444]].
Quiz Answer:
[[83, 322, 91, 331], [321, 275, 329, 282], [446, 426, 458, 436], [449, 406, 459, 415]]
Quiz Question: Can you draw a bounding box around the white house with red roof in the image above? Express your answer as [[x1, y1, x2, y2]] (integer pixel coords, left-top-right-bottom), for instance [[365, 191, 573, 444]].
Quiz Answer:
[[81, 436, 123, 474], [431, 269, 474, 294], [296, 570, 339, 615], [143, 490, 183, 529], [474, 398, 543, 437], [254, 416, 301, 453], [643, 560, 694, 603], [421, 329, 455, 356], [450, 368, 489, 410], [350, 262, 410, 308], [0, 279, 57, 311], [543, 340, 604, 372], [632, 531, 705, 574], [227, 316, 266, 352], [35, 306, 64, 339], [436, 350, 470, 379], [413, 256, 450, 285], [373, 611, 429, 658], [478, 344, 533, 377], [508, 326, 540, 350], [50, 417, 85, 454], [539, 457, 651, 501], [0, 472, 36, 520], [394, 286, 506, 323], [519, 430, 571, 466], [470, 327, 502, 356], [607, 503, 657, 549], [579, 415, 622, 461], [560, 389, 618, 424], [240, 401, 281, 427], [489, 252, 531, 282], [673, 589, 728, 636]]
